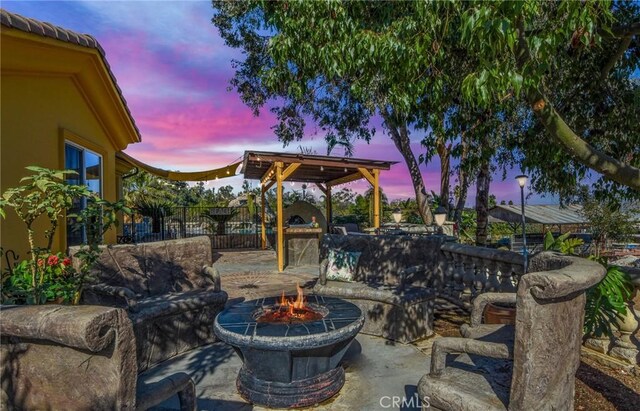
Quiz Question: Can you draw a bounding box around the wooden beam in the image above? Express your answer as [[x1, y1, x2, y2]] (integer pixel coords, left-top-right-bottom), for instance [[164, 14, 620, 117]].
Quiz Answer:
[[326, 172, 363, 188], [247, 153, 393, 171], [315, 183, 328, 195], [281, 162, 301, 181], [261, 185, 267, 250], [262, 179, 276, 191], [260, 163, 276, 185], [357, 167, 375, 186], [373, 169, 380, 228], [325, 185, 332, 227], [276, 161, 285, 272]]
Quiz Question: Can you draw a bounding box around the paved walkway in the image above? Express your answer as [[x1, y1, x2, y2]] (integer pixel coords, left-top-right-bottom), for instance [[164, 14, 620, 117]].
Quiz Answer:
[[145, 249, 435, 411]]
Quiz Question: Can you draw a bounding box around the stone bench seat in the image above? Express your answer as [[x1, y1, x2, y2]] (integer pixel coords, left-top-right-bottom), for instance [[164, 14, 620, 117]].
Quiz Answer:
[[71, 236, 228, 372], [313, 281, 436, 306], [131, 289, 230, 325], [313, 234, 450, 343]]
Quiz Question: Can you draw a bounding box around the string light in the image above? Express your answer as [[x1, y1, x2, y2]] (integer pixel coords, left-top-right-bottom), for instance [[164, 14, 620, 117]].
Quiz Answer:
[[290, 181, 295, 187], [320, 166, 324, 172], [344, 167, 347, 172]]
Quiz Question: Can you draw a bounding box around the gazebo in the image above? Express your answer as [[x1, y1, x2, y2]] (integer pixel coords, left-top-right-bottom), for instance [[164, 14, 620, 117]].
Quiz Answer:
[[242, 151, 397, 272]]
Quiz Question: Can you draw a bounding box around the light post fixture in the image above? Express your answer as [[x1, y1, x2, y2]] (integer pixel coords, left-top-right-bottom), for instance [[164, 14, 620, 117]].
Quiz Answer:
[[392, 208, 402, 229], [515, 174, 528, 273], [434, 206, 447, 234]]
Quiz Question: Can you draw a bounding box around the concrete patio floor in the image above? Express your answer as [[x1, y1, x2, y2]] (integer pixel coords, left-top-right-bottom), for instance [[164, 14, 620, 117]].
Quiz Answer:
[[144, 249, 436, 410]]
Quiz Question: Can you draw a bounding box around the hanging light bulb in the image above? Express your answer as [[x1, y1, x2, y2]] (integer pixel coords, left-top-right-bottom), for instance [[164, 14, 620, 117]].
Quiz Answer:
[[290, 181, 295, 187], [226, 169, 230, 175], [320, 166, 324, 172], [344, 167, 348, 173], [216, 176, 219, 180]]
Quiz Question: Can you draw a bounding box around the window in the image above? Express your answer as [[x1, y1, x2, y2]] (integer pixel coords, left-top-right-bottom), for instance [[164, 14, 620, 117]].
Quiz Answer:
[[65, 142, 102, 246]]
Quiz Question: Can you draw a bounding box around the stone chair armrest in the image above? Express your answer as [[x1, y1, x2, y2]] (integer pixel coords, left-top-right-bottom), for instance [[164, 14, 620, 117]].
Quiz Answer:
[[430, 337, 513, 377], [469, 292, 517, 327], [202, 265, 221, 292], [136, 372, 196, 411], [319, 259, 329, 285], [0, 305, 122, 352], [85, 284, 139, 311]]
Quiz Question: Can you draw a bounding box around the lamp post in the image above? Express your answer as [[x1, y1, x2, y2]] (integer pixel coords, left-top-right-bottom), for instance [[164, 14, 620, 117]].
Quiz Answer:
[[434, 206, 447, 234], [392, 208, 402, 229], [515, 174, 528, 273]]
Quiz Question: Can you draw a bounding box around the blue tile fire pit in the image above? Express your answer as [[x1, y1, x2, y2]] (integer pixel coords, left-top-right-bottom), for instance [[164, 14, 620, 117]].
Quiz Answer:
[[214, 295, 364, 408]]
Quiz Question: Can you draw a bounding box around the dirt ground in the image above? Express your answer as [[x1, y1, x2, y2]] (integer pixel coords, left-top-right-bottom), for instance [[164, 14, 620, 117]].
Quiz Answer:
[[433, 311, 640, 411]]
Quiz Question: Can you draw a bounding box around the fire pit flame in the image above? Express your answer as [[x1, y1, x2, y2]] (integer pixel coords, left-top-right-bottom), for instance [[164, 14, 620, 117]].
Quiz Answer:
[[257, 284, 325, 323]]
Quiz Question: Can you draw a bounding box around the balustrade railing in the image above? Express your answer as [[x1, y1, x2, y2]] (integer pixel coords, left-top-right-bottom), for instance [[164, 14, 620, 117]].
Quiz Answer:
[[438, 243, 525, 307]]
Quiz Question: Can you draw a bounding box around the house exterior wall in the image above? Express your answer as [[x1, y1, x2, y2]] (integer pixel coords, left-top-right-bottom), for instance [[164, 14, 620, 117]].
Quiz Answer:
[[1, 27, 139, 268]]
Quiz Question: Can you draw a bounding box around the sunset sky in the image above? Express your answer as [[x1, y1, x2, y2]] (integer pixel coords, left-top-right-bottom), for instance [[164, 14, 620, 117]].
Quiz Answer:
[[4, 0, 561, 204]]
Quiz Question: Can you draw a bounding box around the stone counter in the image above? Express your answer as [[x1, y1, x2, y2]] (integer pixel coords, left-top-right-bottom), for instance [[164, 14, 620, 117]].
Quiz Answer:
[[284, 227, 322, 267]]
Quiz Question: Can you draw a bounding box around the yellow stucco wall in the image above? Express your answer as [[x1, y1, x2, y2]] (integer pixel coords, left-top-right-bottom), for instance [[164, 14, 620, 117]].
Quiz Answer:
[[1, 28, 139, 269]]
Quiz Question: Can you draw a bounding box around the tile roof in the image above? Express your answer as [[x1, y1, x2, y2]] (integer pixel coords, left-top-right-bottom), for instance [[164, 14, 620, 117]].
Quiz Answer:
[[1, 9, 141, 142]]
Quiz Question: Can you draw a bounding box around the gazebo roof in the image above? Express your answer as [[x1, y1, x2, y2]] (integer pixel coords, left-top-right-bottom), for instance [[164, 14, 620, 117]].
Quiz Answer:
[[242, 151, 397, 185]]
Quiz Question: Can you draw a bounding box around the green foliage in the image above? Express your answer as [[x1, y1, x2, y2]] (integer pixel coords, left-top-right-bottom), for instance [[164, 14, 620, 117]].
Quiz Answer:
[[212, 0, 640, 205], [0, 167, 126, 304], [577, 188, 638, 256], [2, 253, 76, 305], [542, 232, 584, 255], [584, 257, 634, 338]]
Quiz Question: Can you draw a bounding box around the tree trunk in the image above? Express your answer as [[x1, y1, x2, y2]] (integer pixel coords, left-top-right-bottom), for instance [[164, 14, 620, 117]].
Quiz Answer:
[[436, 138, 451, 214], [475, 160, 491, 247], [381, 110, 433, 225], [453, 136, 470, 226]]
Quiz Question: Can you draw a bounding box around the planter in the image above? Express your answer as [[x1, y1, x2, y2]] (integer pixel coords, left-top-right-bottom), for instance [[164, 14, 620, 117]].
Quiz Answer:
[[484, 302, 516, 325]]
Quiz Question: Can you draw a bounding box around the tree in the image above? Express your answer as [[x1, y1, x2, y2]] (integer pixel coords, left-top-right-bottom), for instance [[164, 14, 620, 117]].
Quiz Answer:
[[212, 1, 639, 210], [578, 192, 638, 256]]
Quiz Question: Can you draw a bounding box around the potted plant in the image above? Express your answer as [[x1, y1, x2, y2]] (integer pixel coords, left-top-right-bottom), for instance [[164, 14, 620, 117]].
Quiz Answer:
[[1, 166, 128, 305]]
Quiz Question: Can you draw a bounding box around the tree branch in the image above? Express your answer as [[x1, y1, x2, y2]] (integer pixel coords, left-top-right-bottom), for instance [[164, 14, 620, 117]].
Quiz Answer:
[[608, 21, 640, 37], [599, 34, 633, 82], [516, 21, 640, 190]]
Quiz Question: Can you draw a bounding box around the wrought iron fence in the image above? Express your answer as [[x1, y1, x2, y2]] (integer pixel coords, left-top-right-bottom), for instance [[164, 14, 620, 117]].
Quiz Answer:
[[120, 205, 269, 249]]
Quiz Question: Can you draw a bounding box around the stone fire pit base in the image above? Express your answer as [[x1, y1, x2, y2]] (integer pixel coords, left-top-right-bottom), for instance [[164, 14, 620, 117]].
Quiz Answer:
[[214, 296, 364, 409], [238, 366, 344, 408]]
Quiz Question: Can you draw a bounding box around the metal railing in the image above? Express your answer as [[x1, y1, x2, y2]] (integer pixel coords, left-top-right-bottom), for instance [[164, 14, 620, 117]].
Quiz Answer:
[[120, 205, 268, 249]]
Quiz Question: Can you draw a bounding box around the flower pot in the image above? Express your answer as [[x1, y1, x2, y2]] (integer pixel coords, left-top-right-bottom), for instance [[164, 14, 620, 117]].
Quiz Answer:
[[484, 302, 516, 325]]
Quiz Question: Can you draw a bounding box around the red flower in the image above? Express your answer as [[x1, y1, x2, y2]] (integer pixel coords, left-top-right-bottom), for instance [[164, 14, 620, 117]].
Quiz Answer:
[[37, 259, 45, 267], [62, 257, 72, 267], [47, 255, 59, 266]]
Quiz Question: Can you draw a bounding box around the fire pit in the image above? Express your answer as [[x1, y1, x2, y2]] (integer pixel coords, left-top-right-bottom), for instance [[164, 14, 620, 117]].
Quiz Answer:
[[214, 286, 364, 408]]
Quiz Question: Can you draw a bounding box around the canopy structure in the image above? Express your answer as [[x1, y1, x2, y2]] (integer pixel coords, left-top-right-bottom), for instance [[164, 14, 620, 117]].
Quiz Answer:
[[116, 151, 241, 181], [242, 151, 397, 272], [488, 204, 588, 233]]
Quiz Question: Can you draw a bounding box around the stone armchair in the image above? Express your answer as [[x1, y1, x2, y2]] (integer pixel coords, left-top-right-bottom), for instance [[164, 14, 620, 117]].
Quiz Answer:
[[418, 252, 606, 411], [459, 292, 517, 345], [0, 305, 196, 411], [313, 234, 451, 343], [70, 236, 228, 371]]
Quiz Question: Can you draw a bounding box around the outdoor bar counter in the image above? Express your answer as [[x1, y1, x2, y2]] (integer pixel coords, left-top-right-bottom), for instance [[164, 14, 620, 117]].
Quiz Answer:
[[283, 226, 323, 267]]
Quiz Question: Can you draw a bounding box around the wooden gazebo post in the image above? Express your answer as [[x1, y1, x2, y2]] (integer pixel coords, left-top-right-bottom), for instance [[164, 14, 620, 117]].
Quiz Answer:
[[242, 151, 396, 272], [357, 167, 381, 228], [276, 161, 284, 271]]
